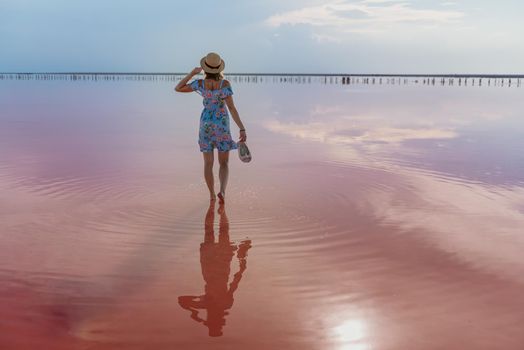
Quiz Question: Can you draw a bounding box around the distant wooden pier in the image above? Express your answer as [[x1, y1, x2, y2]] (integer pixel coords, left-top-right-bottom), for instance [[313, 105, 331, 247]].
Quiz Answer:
[[0, 72, 522, 88]]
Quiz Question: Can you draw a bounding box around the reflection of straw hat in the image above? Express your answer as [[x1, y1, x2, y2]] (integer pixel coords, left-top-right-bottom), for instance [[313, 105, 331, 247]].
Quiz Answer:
[[200, 52, 225, 73]]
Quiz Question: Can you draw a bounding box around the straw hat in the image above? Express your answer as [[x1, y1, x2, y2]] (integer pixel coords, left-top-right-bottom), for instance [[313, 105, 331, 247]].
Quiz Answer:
[[200, 52, 225, 74]]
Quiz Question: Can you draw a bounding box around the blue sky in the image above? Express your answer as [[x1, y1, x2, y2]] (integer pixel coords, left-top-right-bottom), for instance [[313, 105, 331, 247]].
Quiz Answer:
[[0, 0, 523, 73]]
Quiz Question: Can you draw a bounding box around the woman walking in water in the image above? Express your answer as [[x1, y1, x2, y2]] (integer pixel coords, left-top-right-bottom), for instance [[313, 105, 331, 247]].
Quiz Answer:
[[175, 52, 247, 203]]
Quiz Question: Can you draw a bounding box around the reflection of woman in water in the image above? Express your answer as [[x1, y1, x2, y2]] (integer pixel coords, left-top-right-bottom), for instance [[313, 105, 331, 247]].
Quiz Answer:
[[178, 201, 251, 337]]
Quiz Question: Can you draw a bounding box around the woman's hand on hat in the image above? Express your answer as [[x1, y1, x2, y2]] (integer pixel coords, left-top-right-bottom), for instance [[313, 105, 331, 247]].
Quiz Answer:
[[239, 129, 247, 142], [190, 67, 203, 76]]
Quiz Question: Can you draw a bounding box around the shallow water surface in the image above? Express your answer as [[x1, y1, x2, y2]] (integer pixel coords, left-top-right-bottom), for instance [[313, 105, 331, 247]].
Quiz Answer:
[[1, 75, 524, 349]]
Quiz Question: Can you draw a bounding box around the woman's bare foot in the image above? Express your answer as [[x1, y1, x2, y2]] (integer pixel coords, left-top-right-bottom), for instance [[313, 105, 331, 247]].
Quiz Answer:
[[218, 202, 225, 215], [217, 191, 225, 204]]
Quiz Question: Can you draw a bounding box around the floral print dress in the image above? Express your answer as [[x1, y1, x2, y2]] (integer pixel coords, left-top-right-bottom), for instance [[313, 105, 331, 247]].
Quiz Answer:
[[190, 79, 238, 153]]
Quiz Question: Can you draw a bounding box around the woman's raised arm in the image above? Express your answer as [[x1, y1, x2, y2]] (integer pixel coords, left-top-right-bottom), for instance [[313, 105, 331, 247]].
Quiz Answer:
[[175, 67, 202, 93]]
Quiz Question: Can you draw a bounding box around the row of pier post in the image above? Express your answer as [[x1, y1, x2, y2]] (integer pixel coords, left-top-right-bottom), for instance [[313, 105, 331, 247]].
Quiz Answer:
[[0, 73, 521, 88]]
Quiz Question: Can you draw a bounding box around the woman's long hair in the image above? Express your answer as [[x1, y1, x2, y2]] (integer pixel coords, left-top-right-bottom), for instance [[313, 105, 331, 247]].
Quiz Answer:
[[205, 72, 224, 81]]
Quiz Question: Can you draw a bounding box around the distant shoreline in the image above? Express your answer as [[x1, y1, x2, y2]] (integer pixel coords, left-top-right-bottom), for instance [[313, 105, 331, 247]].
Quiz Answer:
[[1, 72, 523, 78]]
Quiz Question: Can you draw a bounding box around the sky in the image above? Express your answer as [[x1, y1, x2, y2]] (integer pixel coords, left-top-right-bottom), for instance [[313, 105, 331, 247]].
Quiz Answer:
[[0, 0, 523, 74]]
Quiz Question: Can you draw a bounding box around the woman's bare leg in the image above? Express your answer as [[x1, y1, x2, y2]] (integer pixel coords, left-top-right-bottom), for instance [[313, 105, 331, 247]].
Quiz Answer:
[[203, 151, 215, 200], [218, 151, 229, 199]]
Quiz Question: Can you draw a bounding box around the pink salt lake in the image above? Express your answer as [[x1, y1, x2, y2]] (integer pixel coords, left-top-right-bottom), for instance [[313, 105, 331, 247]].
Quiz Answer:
[[1, 75, 524, 350]]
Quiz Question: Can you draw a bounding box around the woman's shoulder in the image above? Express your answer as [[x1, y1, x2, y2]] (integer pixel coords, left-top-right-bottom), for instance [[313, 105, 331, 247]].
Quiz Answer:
[[189, 79, 203, 91], [190, 78, 204, 85], [220, 80, 233, 98]]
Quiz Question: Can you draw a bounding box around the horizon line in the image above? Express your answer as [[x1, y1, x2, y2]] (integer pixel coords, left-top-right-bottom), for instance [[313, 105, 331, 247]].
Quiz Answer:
[[1, 72, 523, 78]]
